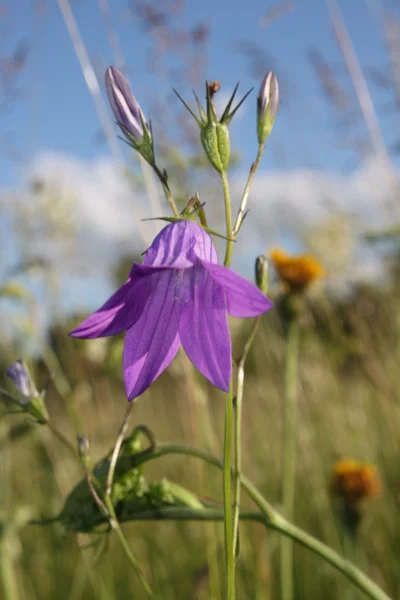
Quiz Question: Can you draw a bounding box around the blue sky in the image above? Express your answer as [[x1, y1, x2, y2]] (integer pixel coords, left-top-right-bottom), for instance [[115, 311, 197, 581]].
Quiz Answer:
[[1, 0, 396, 184], [1, 0, 399, 320]]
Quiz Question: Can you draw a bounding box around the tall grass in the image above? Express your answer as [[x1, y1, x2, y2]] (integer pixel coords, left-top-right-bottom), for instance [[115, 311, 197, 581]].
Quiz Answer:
[[1, 269, 399, 599]]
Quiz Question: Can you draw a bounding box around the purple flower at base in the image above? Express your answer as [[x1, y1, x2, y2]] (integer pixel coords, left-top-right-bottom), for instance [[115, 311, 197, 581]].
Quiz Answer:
[[70, 221, 273, 401]]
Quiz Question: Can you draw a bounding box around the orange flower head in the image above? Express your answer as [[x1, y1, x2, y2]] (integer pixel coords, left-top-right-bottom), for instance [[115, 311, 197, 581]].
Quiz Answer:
[[270, 248, 326, 292], [331, 459, 381, 507]]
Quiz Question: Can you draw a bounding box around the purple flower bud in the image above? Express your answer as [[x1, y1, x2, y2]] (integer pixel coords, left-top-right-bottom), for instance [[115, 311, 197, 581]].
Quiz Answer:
[[257, 72, 279, 144], [7, 360, 37, 399], [105, 66, 147, 141]]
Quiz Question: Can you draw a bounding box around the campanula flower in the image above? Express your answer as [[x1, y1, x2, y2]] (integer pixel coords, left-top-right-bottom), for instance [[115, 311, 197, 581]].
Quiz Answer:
[[71, 220, 273, 401], [105, 66, 154, 164]]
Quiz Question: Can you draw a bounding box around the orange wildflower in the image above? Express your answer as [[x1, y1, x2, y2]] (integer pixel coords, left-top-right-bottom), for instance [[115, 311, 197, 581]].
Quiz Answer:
[[270, 248, 326, 292], [331, 458, 381, 507]]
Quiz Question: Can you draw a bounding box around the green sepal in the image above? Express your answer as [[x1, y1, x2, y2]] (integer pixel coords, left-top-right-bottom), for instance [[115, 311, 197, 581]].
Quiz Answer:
[[257, 102, 277, 144], [192, 89, 207, 124], [223, 87, 254, 125], [173, 88, 202, 126], [118, 121, 155, 166]]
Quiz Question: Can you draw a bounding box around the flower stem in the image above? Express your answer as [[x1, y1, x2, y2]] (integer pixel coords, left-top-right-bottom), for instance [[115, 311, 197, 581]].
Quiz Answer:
[[280, 315, 299, 600], [46, 422, 79, 461], [223, 381, 235, 599], [125, 443, 391, 600], [106, 402, 134, 497], [220, 170, 234, 267], [152, 164, 179, 217], [104, 495, 153, 596], [233, 143, 265, 235], [232, 316, 262, 554]]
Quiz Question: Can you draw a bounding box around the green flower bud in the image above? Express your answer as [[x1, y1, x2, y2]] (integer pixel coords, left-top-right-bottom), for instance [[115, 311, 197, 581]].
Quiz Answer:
[[257, 72, 279, 144], [255, 255, 269, 294], [200, 121, 230, 173], [174, 80, 252, 174], [77, 435, 90, 468]]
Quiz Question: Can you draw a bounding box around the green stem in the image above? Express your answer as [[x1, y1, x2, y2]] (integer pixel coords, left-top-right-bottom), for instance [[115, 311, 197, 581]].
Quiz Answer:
[[0, 541, 19, 600], [104, 495, 152, 596], [119, 506, 264, 524], [106, 402, 134, 497], [233, 143, 265, 235], [46, 422, 79, 461], [223, 381, 235, 599], [232, 317, 262, 556], [220, 170, 234, 267], [152, 164, 179, 217], [122, 443, 390, 600], [280, 316, 299, 600]]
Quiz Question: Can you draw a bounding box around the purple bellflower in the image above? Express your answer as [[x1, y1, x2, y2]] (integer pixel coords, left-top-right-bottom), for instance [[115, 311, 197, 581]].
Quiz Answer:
[[71, 220, 273, 401]]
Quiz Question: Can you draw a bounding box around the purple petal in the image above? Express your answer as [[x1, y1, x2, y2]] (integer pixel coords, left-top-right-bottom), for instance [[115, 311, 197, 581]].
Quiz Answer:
[[123, 270, 182, 400], [200, 260, 273, 318], [179, 264, 231, 392], [143, 221, 218, 268], [70, 275, 151, 339]]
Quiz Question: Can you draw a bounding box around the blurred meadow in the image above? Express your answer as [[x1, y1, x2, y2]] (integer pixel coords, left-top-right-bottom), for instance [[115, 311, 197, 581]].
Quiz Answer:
[[1, 1, 400, 599]]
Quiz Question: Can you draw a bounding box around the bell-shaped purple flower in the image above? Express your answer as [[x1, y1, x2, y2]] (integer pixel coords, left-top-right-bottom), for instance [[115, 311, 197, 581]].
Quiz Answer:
[[70, 221, 273, 401]]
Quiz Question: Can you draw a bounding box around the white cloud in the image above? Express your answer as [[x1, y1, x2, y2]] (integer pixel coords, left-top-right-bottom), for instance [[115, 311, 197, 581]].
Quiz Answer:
[[230, 157, 399, 293], [4, 151, 397, 309]]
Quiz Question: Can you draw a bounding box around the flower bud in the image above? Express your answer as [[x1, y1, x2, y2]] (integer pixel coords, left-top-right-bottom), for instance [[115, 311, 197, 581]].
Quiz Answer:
[[257, 72, 279, 144], [174, 80, 252, 174], [7, 360, 37, 400], [105, 66, 154, 164], [201, 121, 230, 173], [255, 255, 269, 294], [6, 359, 48, 424], [77, 434, 90, 468]]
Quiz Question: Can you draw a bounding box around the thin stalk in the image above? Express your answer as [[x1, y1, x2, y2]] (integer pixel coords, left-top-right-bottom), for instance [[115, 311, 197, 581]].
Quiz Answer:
[[220, 170, 234, 267], [122, 443, 391, 600], [233, 143, 265, 235], [0, 541, 19, 600], [106, 402, 134, 497], [152, 164, 179, 217], [104, 495, 152, 596], [119, 506, 265, 524], [46, 422, 79, 462], [232, 316, 262, 554], [223, 381, 235, 599], [280, 316, 300, 600], [83, 457, 152, 596]]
